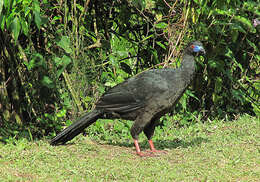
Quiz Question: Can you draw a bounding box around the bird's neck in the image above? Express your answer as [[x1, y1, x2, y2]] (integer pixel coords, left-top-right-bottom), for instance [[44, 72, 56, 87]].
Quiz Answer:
[[180, 53, 195, 74]]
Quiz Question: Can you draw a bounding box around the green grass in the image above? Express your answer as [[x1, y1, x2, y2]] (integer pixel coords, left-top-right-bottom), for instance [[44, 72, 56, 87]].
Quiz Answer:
[[0, 115, 259, 181]]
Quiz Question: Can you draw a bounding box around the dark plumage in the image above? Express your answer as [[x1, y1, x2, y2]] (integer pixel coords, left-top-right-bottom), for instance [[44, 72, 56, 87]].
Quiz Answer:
[[50, 41, 205, 156]]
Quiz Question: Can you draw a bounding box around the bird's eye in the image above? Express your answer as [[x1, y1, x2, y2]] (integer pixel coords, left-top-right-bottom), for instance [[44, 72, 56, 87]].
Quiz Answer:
[[191, 45, 195, 49]]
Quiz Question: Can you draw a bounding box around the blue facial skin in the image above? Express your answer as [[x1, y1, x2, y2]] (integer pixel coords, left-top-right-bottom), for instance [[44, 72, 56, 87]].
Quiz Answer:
[[193, 45, 203, 52]]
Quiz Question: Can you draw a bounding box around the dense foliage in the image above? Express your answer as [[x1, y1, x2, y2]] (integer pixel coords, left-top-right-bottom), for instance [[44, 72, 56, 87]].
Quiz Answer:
[[0, 0, 259, 142]]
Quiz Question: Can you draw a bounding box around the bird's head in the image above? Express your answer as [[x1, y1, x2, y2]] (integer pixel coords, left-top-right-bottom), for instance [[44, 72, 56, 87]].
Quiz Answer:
[[187, 41, 206, 55]]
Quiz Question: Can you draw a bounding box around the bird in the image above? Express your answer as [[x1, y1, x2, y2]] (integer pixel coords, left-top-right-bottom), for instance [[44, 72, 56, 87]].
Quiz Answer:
[[50, 40, 206, 157]]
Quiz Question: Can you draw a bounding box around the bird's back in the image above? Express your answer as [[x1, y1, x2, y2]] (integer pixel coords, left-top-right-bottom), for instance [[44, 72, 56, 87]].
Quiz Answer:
[[96, 66, 194, 118]]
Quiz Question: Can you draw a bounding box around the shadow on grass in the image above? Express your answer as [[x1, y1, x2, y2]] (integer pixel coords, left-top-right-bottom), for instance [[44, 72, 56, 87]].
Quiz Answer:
[[102, 137, 209, 150], [49, 133, 209, 151]]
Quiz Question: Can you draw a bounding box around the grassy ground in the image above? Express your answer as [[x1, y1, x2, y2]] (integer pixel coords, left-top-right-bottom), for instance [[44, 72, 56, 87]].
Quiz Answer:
[[0, 115, 259, 181]]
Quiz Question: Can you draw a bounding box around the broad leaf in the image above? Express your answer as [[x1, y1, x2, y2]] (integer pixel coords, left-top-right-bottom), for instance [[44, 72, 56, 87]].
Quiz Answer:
[[57, 36, 72, 54], [33, 0, 42, 29], [11, 16, 21, 43], [34, 11, 42, 29]]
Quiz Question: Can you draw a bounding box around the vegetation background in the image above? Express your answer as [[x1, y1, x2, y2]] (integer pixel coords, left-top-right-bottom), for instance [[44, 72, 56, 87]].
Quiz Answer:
[[0, 0, 259, 142]]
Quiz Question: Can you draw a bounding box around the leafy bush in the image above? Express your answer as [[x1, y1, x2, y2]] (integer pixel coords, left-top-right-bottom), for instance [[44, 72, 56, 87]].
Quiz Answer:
[[189, 0, 259, 119]]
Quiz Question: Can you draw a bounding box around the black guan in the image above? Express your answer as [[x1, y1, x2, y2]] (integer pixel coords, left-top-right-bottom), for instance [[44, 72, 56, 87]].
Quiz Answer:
[[50, 41, 206, 156]]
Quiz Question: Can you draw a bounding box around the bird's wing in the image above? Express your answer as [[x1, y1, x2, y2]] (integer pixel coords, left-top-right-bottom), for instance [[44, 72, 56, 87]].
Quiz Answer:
[[95, 70, 172, 114], [96, 90, 144, 113]]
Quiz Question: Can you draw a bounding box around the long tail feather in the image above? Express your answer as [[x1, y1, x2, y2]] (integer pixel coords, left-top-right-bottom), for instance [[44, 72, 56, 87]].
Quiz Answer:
[[50, 109, 101, 145]]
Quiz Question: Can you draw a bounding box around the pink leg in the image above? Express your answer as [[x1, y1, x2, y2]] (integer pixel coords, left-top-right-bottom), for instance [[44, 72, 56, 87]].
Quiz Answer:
[[134, 139, 141, 154], [134, 140, 154, 157], [148, 140, 156, 151], [148, 140, 167, 154]]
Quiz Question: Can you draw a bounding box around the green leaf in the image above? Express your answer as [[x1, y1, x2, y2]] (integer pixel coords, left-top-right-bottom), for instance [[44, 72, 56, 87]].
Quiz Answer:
[[132, 0, 145, 10], [141, 34, 153, 42], [57, 36, 72, 54], [11, 16, 21, 43], [41, 76, 54, 88], [54, 57, 62, 66], [215, 77, 223, 93], [246, 39, 258, 51], [56, 55, 71, 78], [0, 0, 3, 15], [155, 22, 168, 29], [104, 81, 117, 87], [25, 53, 44, 70], [231, 89, 244, 102], [6, 11, 15, 29], [256, 55, 260, 62], [156, 41, 166, 50], [117, 51, 128, 57], [56, 69, 63, 79], [4, 0, 10, 13], [225, 48, 234, 59], [34, 11, 42, 29], [23, 58, 35, 70], [20, 18, 29, 36], [56, 55, 71, 67], [34, 53, 45, 68], [0, 14, 5, 30], [186, 90, 199, 101], [76, 4, 84, 12], [109, 54, 117, 66], [33, 0, 41, 12], [56, 109, 66, 118], [234, 16, 255, 33], [33, 0, 42, 29], [230, 24, 246, 34], [208, 60, 217, 68], [214, 9, 232, 16], [193, 0, 200, 4], [225, 48, 243, 71], [231, 29, 239, 42]]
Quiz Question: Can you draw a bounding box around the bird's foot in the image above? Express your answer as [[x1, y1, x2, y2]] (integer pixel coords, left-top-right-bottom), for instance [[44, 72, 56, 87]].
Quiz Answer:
[[147, 140, 167, 154]]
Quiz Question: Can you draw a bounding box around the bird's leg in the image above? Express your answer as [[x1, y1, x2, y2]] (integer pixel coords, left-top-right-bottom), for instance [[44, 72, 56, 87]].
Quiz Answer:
[[143, 121, 166, 154], [131, 115, 158, 157], [148, 140, 156, 151], [134, 139, 146, 157], [134, 139, 141, 153], [134, 139, 155, 157], [148, 140, 167, 154]]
